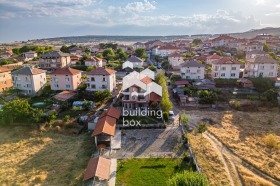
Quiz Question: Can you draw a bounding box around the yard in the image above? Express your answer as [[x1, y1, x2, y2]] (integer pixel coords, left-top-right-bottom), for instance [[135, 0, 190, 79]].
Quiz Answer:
[[186, 109, 280, 185], [0, 125, 92, 186], [116, 158, 195, 186]]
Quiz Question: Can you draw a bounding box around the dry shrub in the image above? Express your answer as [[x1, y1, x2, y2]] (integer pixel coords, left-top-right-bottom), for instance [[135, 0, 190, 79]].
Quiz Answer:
[[263, 134, 280, 149]]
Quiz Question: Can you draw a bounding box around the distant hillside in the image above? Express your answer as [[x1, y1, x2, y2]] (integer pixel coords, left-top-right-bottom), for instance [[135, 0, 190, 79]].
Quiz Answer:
[[224, 27, 280, 39]]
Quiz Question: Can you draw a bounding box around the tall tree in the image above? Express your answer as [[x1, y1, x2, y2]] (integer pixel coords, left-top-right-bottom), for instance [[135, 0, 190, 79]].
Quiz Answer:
[[134, 48, 147, 59], [192, 38, 203, 45]]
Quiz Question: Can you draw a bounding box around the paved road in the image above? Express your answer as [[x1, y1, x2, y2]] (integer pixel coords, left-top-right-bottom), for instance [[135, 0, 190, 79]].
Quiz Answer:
[[108, 159, 117, 186]]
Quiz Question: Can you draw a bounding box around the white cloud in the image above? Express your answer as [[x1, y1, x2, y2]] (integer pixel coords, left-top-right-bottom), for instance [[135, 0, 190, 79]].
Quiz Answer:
[[276, 4, 280, 7], [124, 0, 156, 13]]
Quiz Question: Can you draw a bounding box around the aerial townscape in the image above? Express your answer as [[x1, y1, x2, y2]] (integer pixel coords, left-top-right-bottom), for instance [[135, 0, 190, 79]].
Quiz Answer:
[[1, 1, 280, 186]]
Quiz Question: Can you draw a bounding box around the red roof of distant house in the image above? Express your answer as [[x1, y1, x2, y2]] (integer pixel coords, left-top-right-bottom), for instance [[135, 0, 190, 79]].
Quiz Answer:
[[140, 76, 152, 84], [70, 56, 80, 60], [175, 80, 190, 86], [206, 53, 221, 60], [85, 56, 103, 62], [87, 67, 116, 75], [0, 67, 11, 73], [149, 92, 161, 102], [50, 67, 82, 75], [158, 45, 179, 50], [213, 57, 240, 65], [92, 116, 116, 136], [83, 157, 110, 181], [169, 53, 182, 57], [99, 107, 121, 120]]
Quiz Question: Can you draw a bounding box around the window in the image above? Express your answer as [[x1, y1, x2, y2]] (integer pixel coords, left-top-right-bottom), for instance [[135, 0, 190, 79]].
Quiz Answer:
[[91, 77, 95, 81], [231, 73, 235, 77], [26, 84, 31, 88], [186, 76, 190, 79], [259, 72, 264, 77], [16, 84, 21, 87], [91, 84, 96, 89], [53, 77, 58, 82], [66, 84, 70, 89], [221, 67, 226, 70], [102, 85, 107, 89], [231, 67, 236, 70], [271, 65, 274, 69], [197, 70, 201, 73], [181, 73, 185, 76], [186, 70, 190, 73], [269, 72, 273, 76], [102, 77, 106, 81], [221, 73, 225, 77], [54, 84, 59, 88], [260, 66, 264, 70], [65, 78, 70, 82]]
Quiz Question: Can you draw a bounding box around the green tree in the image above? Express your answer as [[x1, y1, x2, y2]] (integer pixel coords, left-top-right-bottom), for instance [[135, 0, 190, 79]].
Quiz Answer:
[[192, 38, 203, 45], [134, 48, 147, 59], [263, 44, 270, 52], [251, 77, 274, 93], [148, 65, 156, 71], [167, 171, 209, 186], [198, 90, 217, 104], [180, 113, 189, 126], [86, 66, 94, 72], [198, 122, 207, 138], [103, 48, 116, 61], [12, 48, 20, 55], [116, 48, 128, 61], [60, 45, 69, 53]]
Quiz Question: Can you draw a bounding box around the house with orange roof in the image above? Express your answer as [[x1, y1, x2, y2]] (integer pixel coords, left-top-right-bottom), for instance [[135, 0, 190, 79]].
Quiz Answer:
[[49, 67, 82, 91], [11, 67, 46, 95], [211, 35, 236, 47], [0, 67, 13, 92], [86, 67, 116, 92], [85, 56, 103, 67], [83, 156, 111, 185], [206, 53, 222, 65], [211, 57, 241, 79]]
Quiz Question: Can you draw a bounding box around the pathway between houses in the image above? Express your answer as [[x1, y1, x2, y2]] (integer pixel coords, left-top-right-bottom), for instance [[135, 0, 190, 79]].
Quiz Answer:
[[108, 159, 117, 186]]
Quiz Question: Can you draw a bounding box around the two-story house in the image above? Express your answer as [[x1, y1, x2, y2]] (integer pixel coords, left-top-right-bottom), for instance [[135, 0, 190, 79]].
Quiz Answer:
[[168, 53, 185, 69], [152, 45, 180, 57], [180, 60, 205, 80], [0, 67, 13, 92], [243, 53, 279, 78], [39, 51, 70, 71], [211, 58, 241, 79], [241, 41, 263, 52], [121, 70, 162, 110], [86, 67, 116, 92], [206, 53, 221, 65], [24, 51, 38, 61], [211, 35, 236, 47], [127, 56, 144, 68], [11, 67, 46, 95], [69, 47, 83, 55], [50, 67, 82, 91], [85, 56, 103, 67]]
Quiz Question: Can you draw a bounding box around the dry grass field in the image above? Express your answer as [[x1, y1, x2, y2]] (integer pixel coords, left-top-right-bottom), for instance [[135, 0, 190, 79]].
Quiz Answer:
[[0, 125, 92, 186], [187, 133, 231, 185], [187, 109, 280, 184]]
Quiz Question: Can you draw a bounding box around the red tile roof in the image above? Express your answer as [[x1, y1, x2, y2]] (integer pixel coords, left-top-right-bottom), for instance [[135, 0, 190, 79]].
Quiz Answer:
[[92, 116, 116, 136], [53, 91, 77, 102], [158, 45, 179, 50], [85, 56, 103, 62], [87, 67, 116, 75], [175, 80, 190, 86], [50, 67, 82, 75], [83, 157, 110, 181], [149, 92, 161, 102], [213, 57, 240, 65], [140, 76, 152, 84], [212, 35, 236, 42], [169, 53, 182, 57], [207, 53, 221, 60], [99, 107, 121, 119], [0, 67, 11, 73]]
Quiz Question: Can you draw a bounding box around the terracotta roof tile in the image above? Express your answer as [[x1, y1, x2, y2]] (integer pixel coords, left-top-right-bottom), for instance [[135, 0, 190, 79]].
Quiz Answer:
[[206, 53, 221, 59], [87, 67, 116, 75], [85, 56, 103, 62], [83, 157, 110, 181], [99, 107, 121, 119], [0, 67, 11, 73], [50, 67, 82, 75], [12, 67, 45, 75], [140, 76, 152, 84], [213, 57, 240, 65], [92, 116, 116, 136], [175, 80, 190, 86]]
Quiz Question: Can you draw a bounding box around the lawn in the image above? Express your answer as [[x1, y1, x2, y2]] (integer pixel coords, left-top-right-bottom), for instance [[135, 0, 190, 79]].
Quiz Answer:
[[116, 158, 195, 186], [0, 125, 93, 186]]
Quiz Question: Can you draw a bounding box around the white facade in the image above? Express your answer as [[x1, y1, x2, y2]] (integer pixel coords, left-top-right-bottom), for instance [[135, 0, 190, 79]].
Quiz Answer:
[[243, 62, 278, 78], [24, 52, 38, 61], [85, 59, 103, 67], [168, 55, 184, 69], [12, 72, 46, 95], [181, 66, 205, 80], [86, 73, 116, 92], [212, 64, 240, 79]]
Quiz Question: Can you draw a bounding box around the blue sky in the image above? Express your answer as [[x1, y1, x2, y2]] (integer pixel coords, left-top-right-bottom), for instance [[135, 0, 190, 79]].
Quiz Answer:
[[0, 0, 280, 43]]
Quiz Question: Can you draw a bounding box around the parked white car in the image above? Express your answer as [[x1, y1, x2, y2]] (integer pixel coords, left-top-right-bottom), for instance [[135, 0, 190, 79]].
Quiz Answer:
[[169, 111, 175, 121]]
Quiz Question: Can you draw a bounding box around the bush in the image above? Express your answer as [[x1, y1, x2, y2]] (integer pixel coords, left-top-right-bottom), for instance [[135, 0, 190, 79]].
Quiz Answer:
[[167, 171, 209, 186], [234, 101, 240, 110], [198, 90, 217, 104], [263, 134, 280, 149], [163, 112, 169, 122]]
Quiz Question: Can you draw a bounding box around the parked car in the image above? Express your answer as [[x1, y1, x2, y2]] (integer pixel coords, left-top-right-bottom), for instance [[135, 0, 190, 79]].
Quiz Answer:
[[169, 110, 175, 121]]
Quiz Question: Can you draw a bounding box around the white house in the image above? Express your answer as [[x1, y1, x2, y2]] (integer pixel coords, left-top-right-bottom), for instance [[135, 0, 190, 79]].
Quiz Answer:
[[127, 56, 144, 68], [152, 45, 180, 57], [243, 54, 279, 78], [211, 58, 241, 79], [168, 53, 185, 69], [85, 57, 103, 67], [69, 47, 83, 55], [132, 42, 145, 50], [11, 67, 46, 95], [180, 60, 205, 80], [24, 51, 38, 61], [211, 35, 236, 47], [241, 41, 263, 52], [122, 61, 134, 70], [86, 67, 116, 92]]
